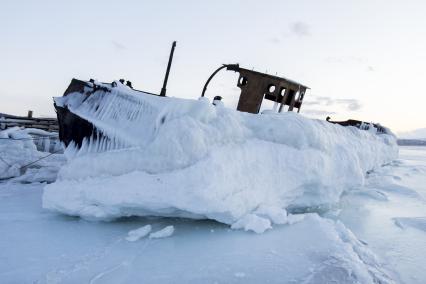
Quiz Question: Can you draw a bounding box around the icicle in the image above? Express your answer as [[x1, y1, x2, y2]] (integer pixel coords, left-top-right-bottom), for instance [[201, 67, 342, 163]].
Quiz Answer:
[[62, 84, 198, 152]]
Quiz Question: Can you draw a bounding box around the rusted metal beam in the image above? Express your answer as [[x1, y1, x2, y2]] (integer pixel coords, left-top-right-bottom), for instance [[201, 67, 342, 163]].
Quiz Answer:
[[235, 67, 308, 114], [201, 63, 308, 114]]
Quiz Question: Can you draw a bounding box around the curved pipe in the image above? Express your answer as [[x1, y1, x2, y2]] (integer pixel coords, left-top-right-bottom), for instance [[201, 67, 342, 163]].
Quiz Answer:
[[201, 64, 239, 97]]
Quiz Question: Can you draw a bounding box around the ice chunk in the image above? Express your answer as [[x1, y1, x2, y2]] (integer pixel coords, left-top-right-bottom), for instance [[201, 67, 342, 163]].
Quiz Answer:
[[287, 214, 306, 225], [149, 226, 175, 239], [254, 205, 288, 224], [125, 225, 152, 242], [231, 214, 272, 234]]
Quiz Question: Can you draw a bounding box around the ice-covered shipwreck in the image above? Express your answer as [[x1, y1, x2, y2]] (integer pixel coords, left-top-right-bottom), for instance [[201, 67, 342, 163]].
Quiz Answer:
[[44, 42, 398, 232]]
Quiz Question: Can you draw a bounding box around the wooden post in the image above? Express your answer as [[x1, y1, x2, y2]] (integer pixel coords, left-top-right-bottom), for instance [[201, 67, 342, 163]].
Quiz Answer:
[[27, 110, 33, 118]]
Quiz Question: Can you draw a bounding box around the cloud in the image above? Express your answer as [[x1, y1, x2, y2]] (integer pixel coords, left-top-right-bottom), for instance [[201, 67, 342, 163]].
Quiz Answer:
[[302, 101, 321, 106], [305, 96, 362, 112], [335, 99, 362, 111], [304, 96, 334, 106], [290, 22, 311, 37], [325, 56, 375, 73], [267, 21, 310, 44], [268, 37, 281, 44], [325, 56, 366, 64], [111, 40, 126, 51], [302, 109, 336, 116]]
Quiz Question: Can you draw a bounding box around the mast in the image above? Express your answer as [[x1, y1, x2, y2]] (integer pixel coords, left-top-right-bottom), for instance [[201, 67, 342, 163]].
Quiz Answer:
[[160, 41, 177, 97]]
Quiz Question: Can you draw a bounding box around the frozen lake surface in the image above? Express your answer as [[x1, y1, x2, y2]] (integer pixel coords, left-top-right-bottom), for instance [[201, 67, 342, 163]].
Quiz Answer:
[[1, 146, 425, 283]]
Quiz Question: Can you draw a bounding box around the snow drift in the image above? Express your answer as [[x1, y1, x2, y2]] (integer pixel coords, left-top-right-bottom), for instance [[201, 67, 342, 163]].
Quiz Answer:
[[43, 83, 398, 231]]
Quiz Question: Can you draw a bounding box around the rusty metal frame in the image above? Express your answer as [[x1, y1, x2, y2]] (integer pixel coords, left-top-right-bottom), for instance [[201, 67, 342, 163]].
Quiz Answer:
[[202, 64, 309, 114]]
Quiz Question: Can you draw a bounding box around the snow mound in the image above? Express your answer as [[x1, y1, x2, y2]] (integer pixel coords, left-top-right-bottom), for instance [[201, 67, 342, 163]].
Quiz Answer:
[[43, 85, 398, 230]]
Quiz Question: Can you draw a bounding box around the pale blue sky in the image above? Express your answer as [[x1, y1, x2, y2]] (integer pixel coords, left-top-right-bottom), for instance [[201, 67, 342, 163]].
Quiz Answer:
[[1, 0, 425, 132]]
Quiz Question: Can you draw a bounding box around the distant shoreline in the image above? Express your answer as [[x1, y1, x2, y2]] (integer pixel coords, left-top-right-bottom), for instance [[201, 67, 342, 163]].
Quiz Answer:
[[397, 139, 426, 146]]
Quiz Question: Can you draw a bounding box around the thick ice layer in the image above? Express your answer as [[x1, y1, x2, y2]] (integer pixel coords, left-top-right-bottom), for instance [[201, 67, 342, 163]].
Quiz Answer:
[[43, 84, 398, 229], [1, 181, 399, 283]]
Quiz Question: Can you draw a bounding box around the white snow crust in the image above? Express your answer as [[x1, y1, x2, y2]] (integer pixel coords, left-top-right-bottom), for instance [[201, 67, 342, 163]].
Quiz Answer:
[[394, 217, 426, 232], [43, 84, 398, 230]]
